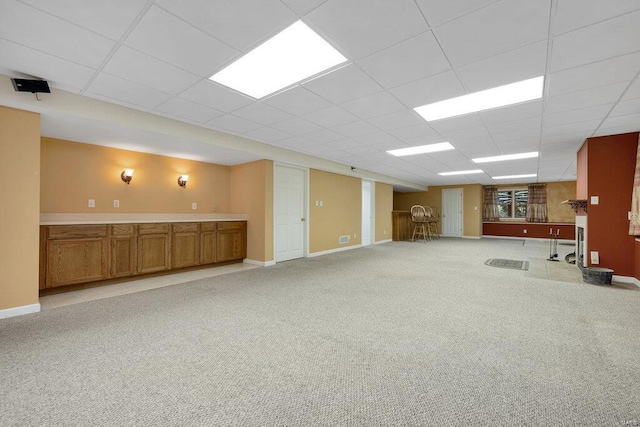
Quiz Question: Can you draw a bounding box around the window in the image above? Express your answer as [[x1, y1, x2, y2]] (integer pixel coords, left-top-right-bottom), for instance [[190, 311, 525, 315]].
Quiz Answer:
[[497, 189, 528, 219]]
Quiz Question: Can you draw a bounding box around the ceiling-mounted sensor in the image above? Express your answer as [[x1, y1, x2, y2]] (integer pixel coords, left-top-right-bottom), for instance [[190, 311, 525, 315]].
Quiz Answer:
[[11, 78, 50, 93]]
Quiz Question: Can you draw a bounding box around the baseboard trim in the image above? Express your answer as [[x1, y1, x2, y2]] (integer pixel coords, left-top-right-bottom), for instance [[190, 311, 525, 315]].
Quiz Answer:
[[374, 239, 392, 244], [243, 259, 276, 267], [612, 275, 640, 287], [308, 244, 362, 258], [0, 303, 41, 320], [462, 236, 481, 239]]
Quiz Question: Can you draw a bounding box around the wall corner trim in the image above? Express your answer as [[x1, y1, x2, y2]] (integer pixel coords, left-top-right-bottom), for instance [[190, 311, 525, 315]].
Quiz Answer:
[[374, 239, 392, 245], [308, 244, 362, 258], [612, 275, 640, 288], [0, 303, 41, 320], [244, 259, 276, 267]]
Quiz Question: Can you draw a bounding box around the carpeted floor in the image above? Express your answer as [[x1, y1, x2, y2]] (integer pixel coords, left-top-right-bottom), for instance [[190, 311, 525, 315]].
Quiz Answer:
[[1, 238, 639, 426]]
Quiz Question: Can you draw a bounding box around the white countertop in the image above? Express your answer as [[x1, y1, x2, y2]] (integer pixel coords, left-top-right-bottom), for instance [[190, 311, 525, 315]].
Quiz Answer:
[[40, 213, 248, 225]]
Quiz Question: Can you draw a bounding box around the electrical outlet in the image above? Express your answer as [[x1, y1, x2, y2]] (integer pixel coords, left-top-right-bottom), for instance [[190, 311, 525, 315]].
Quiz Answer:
[[523, 229, 527, 234], [212, 205, 217, 212], [88, 199, 95, 208], [320, 201, 323, 207], [192, 202, 197, 210], [113, 200, 119, 208], [315, 200, 319, 206]]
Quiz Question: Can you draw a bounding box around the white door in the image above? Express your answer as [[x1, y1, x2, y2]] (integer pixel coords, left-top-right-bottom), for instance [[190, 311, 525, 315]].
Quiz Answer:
[[442, 188, 463, 237], [275, 165, 305, 262], [362, 181, 372, 246]]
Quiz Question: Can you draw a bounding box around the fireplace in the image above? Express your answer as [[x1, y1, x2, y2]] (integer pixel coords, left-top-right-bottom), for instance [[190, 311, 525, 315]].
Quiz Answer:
[[575, 215, 587, 268]]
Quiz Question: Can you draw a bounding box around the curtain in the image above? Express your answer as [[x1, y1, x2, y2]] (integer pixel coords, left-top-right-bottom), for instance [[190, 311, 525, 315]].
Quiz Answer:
[[483, 186, 499, 221], [629, 134, 640, 234], [526, 183, 548, 223]]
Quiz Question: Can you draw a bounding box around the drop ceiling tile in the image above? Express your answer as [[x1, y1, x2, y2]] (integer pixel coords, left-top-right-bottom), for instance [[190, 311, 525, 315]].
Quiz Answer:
[[544, 82, 628, 114], [83, 92, 154, 112], [543, 104, 612, 127], [456, 41, 547, 92], [20, 0, 147, 40], [353, 132, 402, 148], [594, 113, 640, 136], [0, 0, 115, 68], [340, 91, 405, 119], [271, 117, 322, 135], [415, 0, 498, 26], [440, 125, 492, 142], [303, 106, 359, 127], [280, 0, 327, 15], [103, 46, 201, 95], [550, 10, 640, 72], [305, 0, 428, 59], [86, 73, 171, 109], [387, 123, 443, 141], [344, 145, 385, 156], [479, 100, 544, 124], [547, 52, 640, 97], [610, 98, 640, 117], [491, 127, 541, 144], [390, 70, 465, 108], [124, 6, 239, 77], [231, 102, 293, 126], [332, 121, 379, 138], [435, 0, 550, 67], [428, 114, 484, 133], [206, 114, 263, 134], [367, 110, 424, 131], [243, 127, 292, 143], [303, 129, 344, 144], [302, 64, 381, 104], [154, 97, 224, 123], [179, 80, 253, 113], [541, 131, 591, 146], [156, 0, 296, 51], [623, 79, 640, 100], [554, 0, 640, 35], [356, 31, 450, 89], [486, 116, 542, 136], [0, 39, 94, 91], [263, 86, 332, 115], [322, 139, 366, 151], [542, 119, 601, 137]]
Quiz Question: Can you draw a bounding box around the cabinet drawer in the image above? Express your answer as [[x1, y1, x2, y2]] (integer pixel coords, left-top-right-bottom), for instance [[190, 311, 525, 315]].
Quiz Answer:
[[217, 221, 246, 231], [47, 225, 107, 239], [138, 223, 169, 235], [172, 223, 198, 233], [112, 224, 134, 236], [200, 222, 217, 231]]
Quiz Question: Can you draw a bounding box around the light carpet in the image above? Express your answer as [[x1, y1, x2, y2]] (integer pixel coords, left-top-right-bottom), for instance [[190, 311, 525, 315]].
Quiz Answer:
[[1, 238, 639, 426]]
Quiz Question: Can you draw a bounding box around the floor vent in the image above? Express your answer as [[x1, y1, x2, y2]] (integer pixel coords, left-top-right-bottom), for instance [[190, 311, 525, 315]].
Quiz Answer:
[[339, 235, 350, 244]]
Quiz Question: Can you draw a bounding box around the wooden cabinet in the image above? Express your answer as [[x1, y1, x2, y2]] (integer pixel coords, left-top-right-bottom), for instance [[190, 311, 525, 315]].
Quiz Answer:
[[137, 223, 171, 274], [200, 222, 217, 264], [43, 225, 109, 288], [392, 211, 413, 241], [111, 224, 136, 278], [39, 220, 246, 290], [217, 221, 247, 262], [171, 223, 199, 269]]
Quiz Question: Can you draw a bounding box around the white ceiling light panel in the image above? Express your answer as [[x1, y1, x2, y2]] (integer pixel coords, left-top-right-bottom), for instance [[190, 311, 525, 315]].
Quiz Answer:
[[386, 142, 454, 157], [472, 151, 539, 163], [210, 20, 347, 99], [414, 76, 544, 121]]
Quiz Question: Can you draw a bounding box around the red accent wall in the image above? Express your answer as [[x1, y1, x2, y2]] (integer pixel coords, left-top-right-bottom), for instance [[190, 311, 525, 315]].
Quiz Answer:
[[584, 132, 638, 277], [483, 223, 574, 240]]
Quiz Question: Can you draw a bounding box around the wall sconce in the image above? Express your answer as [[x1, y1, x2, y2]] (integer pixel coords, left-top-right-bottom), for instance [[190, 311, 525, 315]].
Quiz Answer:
[[177, 175, 189, 188], [121, 169, 134, 185]]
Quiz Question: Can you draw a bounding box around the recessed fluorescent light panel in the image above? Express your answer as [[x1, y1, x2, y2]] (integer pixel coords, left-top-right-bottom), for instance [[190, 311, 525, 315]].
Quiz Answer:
[[386, 142, 455, 157], [472, 151, 538, 164], [493, 174, 537, 180], [209, 20, 347, 99], [414, 76, 544, 121], [438, 169, 484, 176]]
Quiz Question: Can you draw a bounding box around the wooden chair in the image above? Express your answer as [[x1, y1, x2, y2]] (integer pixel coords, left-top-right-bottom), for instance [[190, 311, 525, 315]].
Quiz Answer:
[[426, 206, 440, 240], [410, 205, 428, 242]]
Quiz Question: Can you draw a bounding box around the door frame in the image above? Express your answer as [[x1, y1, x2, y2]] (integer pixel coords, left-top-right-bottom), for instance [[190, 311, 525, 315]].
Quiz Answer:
[[273, 162, 309, 262], [361, 180, 375, 246], [442, 188, 463, 238]]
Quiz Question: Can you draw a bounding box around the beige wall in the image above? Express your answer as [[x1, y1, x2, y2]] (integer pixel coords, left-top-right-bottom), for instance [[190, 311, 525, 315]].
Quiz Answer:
[[309, 169, 361, 253], [547, 181, 576, 223], [0, 106, 40, 311], [41, 137, 231, 213], [393, 184, 483, 238], [230, 160, 273, 262], [375, 182, 393, 242]]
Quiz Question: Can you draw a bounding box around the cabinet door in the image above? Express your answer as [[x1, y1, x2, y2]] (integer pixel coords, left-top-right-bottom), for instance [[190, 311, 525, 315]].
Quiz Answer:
[[172, 232, 199, 268], [46, 238, 108, 287], [111, 235, 137, 277], [216, 225, 247, 262], [200, 231, 216, 264], [137, 233, 171, 274]]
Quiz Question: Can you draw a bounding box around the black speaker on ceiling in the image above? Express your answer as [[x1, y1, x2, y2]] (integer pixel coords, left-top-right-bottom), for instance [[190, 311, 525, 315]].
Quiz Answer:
[[11, 78, 50, 93]]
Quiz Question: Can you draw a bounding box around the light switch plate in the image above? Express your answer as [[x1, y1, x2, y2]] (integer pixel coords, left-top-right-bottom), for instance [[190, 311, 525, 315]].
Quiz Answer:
[[88, 199, 95, 208], [113, 200, 119, 208], [590, 251, 599, 264], [591, 196, 599, 205], [192, 202, 197, 210]]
